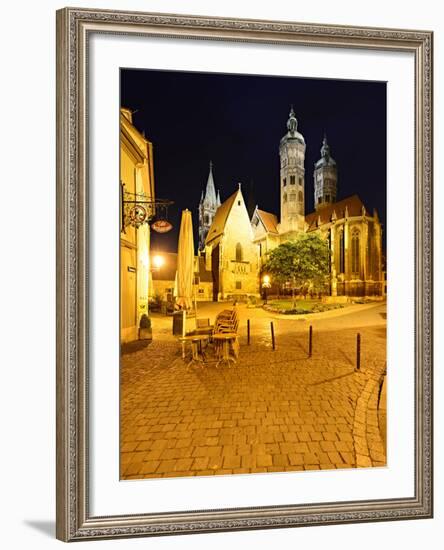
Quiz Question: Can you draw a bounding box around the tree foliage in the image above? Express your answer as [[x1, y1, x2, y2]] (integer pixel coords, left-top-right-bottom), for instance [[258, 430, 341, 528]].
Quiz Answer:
[[263, 233, 330, 293]]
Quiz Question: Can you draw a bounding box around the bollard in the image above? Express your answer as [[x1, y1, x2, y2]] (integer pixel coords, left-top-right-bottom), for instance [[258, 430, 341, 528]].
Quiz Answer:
[[308, 325, 313, 358], [356, 333, 361, 370], [270, 321, 275, 351], [247, 319, 250, 345]]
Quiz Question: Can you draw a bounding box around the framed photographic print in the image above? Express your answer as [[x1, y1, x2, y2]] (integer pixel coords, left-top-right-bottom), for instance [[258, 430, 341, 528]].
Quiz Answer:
[[56, 7, 433, 542]]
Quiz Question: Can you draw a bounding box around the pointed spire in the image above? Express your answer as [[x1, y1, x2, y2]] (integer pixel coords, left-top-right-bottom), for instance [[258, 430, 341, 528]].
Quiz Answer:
[[216, 189, 221, 207], [204, 160, 217, 205]]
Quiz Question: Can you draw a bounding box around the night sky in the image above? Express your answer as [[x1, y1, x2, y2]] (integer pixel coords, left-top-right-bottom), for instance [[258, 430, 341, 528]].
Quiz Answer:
[[120, 69, 386, 253]]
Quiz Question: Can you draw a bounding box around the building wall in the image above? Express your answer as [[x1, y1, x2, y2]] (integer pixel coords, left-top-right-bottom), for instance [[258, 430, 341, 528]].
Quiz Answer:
[[151, 279, 213, 302], [327, 215, 383, 297], [120, 108, 155, 343], [218, 191, 260, 299]]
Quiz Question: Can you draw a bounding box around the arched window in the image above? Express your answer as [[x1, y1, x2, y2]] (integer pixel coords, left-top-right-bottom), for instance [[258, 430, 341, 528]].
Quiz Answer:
[[298, 191, 303, 202], [283, 193, 287, 203], [351, 230, 360, 275], [204, 215, 209, 225], [339, 229, 345, 273], [235, 243, 243, 262]]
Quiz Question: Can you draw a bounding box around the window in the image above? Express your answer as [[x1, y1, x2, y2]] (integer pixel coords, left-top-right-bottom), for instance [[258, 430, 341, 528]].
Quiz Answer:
[[283, 193, 287, 203], [299, 177, 303, 186], [283, 177, 287, 186], [235, 281, 242, 289], [290, 175, 296, 185], [339, 230, 345, 273], [238, 200, 241, 206], [298, 191, 303, 202], [351, 230, 360, 274], [204, 215, 209, 224], [235, 243, 243, 262], [325, 194, 330, 202], [318, 197, 322, 204]]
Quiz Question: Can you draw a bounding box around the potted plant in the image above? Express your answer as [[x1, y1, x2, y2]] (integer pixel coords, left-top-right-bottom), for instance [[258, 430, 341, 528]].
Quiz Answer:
[[138, 314, 152, 341]]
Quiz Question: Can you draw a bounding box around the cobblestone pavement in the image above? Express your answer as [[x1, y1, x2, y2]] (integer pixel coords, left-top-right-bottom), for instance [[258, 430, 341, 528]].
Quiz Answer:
[[121, 303, 387, 479]]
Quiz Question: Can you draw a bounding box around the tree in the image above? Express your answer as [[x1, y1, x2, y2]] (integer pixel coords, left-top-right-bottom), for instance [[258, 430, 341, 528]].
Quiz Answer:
[[263, 233, 330, 302]]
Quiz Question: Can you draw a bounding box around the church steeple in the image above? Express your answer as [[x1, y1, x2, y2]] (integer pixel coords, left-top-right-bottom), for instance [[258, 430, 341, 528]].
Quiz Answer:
[[198, 161, 221, 250], [314, 133, 337, 211], [204, 160, 217, 205], [279, 106, 306, 234]]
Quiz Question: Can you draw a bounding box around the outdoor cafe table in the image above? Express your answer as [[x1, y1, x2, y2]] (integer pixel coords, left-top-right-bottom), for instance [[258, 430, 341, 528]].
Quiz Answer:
[[212, 332, 238, 368], [178, 334, 210, 367]]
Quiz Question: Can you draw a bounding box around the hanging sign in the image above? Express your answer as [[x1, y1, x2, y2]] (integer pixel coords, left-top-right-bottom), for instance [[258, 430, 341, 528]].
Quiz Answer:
[[151, 219, 173, 233]]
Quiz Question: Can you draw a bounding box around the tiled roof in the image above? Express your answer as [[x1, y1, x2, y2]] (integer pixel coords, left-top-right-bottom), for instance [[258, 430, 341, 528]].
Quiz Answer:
[[305, 194, 365, 231], [256, 209, 279, 234], [205, 189, 239, 245]]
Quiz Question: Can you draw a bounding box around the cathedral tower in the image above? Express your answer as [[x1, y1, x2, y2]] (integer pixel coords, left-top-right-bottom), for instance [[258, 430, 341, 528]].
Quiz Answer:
[[279, 107, 306, 234], [314, 134, 337, 211], [198, 161, 221, 250]]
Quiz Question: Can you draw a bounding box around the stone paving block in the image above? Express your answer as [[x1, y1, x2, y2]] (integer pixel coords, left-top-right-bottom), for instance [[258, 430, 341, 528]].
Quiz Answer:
[[322, 432, 338, 442], [256, 454, 273, 467], [174, 458, 194, 471], [272, 454, 289, 467], [320, 440, 336, 452], [303, 452, 320, 465], [288, 453, 304, 466], [139, 460, 160, 475], [191, 457, 210, 470], [223, 455, 241, 469]]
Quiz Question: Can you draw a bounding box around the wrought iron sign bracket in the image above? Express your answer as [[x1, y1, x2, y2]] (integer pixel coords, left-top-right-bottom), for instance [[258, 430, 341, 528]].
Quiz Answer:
[[120, 183, 174, 233]]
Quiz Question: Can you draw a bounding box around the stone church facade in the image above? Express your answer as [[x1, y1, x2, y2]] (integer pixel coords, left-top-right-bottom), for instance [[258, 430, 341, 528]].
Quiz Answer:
[[200, 107, 384, 300]]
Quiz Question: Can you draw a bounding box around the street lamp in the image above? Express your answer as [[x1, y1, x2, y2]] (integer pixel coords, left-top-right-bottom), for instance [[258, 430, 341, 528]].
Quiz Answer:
[[262, 274, 271, 304]]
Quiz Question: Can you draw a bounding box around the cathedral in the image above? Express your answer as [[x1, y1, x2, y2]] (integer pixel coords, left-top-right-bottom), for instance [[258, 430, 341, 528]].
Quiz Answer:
[[198, 107, 384, 301]]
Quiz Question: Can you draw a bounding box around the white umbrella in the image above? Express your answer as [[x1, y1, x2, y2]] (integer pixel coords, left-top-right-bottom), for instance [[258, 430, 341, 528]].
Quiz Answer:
[[176, 209, 194, 311]]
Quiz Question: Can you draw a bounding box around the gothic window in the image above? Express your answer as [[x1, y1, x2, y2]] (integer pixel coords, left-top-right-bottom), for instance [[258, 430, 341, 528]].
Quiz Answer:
[[235, 281, 242, 289], [299, 177, 303, 186], [298, 191, 303, 202], [290, 175, 296, 185], [339, 229, 345, 273], [283, 193, 287, 203], [283, 177, 287, 186], [351, 230, 360, 275], [325, 194, 330, 202], [318, 197, 322, 204], [204, 215, 209, 225], [235, 243, 243, 262]]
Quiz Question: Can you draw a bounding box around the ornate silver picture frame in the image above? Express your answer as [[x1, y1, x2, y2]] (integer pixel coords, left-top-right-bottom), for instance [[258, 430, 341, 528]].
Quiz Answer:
[[56, 7, 433, 541]]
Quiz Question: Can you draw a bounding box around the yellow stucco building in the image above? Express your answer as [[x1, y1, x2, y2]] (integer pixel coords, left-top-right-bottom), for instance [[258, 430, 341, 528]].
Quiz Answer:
[[120, 108, 155, 343]]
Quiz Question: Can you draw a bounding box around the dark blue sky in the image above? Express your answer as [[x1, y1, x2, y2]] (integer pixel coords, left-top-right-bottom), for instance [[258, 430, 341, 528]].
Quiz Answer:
[[121, 69, 386, 252]]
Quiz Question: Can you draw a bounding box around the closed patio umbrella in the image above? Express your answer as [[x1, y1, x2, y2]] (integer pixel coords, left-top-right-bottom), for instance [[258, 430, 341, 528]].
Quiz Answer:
[[175, 209, 195, 346]]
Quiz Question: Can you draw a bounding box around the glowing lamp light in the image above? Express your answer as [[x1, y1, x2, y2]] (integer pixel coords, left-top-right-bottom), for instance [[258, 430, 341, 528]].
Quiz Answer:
[[153, 255, 165, 269], [263, 275, 271, 285]]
